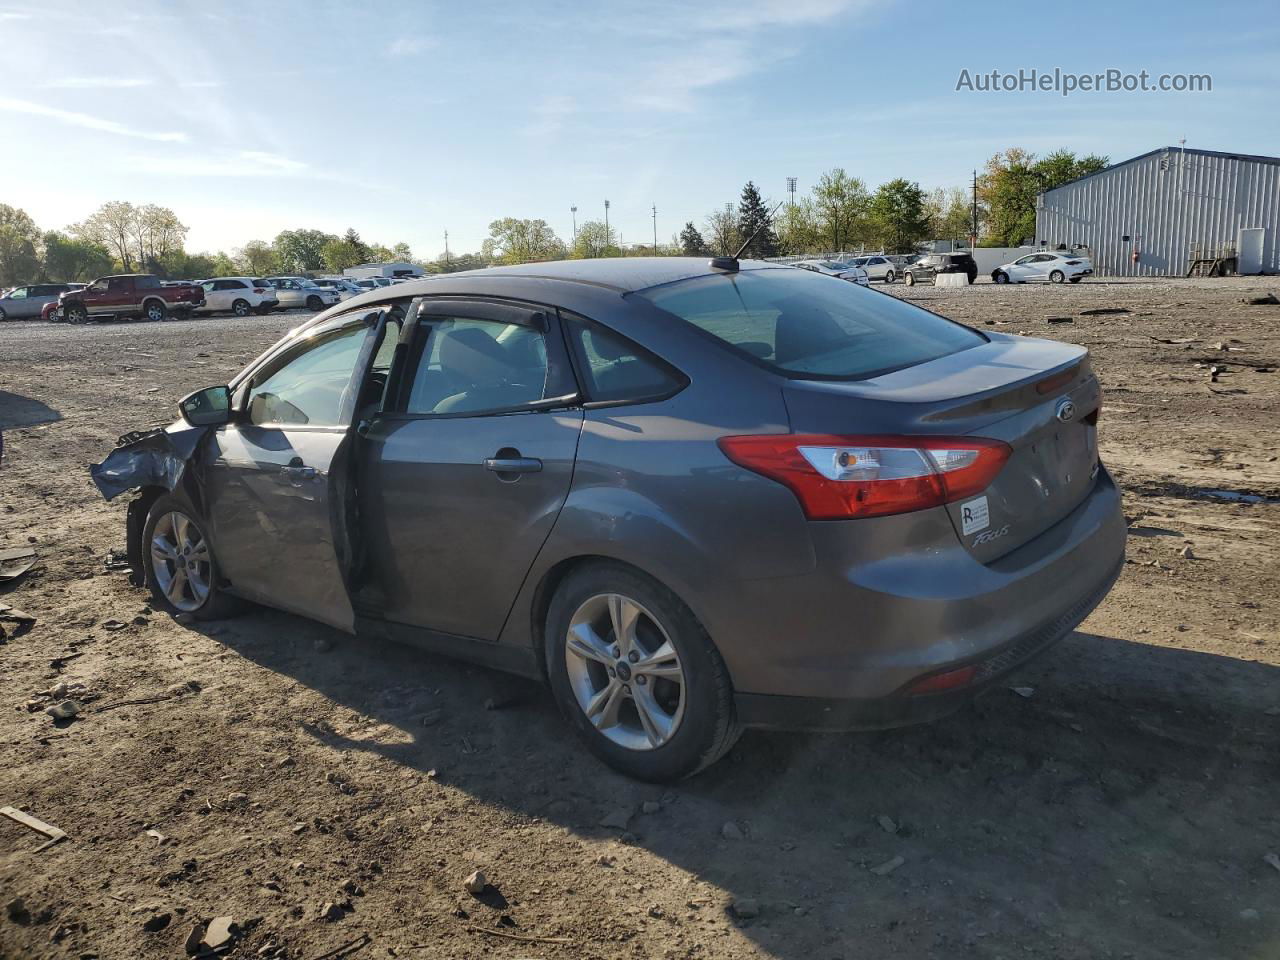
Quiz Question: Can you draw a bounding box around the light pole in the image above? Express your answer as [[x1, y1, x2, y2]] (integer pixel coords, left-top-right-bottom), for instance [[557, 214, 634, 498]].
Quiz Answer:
[[786, 177, 797, 207], [570, 205, 577, 247], [443, 229, 450, 268], [651, 203, 657, 255], [604, 199, 611, 256]]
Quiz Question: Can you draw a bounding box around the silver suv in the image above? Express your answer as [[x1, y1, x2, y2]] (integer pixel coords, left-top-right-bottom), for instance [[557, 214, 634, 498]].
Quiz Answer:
[[262, 277, 341, 311]]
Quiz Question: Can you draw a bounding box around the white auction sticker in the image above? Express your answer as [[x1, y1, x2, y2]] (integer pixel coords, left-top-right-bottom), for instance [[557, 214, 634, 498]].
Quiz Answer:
[[960, 496, 989, 535]]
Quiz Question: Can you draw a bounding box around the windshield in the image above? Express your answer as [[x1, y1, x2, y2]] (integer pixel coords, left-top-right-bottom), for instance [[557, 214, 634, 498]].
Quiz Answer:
[[634, 267, 984, 380]]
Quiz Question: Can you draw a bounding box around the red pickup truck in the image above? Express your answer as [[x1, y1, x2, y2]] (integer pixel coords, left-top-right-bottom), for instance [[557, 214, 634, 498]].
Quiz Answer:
[[59, 274, 205, 324]]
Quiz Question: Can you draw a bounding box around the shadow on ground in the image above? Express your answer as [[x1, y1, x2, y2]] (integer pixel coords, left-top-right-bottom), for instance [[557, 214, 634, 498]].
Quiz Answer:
[[0, 389, 61, 430], [202, 611, 1280, 958]]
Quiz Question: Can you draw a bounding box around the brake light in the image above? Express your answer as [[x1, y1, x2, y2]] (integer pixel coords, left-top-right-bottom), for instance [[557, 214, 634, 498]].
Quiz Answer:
[[253, 287, 266, 294], [717, 434, 1011, 520], [903, 665, 976, 695]]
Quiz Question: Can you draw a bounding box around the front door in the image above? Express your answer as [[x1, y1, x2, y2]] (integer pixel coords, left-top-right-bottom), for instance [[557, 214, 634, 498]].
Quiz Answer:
[[360, 299, 583, 640], [1239, 228, 1265, 275], [203, 309, 391, 630]]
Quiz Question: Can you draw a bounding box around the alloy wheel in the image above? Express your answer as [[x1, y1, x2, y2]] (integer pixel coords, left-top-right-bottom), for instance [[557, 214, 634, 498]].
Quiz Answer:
[[564, 593, 686, 751], [146, 302, 165, 321], [150, 511, 212, 612]]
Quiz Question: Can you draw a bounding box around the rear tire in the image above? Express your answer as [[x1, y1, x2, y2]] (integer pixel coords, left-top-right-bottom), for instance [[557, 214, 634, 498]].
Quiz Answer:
[[141, 494, 244, 620], [0, 307, 6, 321], [232, 298, 251, 317], [545, 562, 740, 781], [1049, 270, 1065, 284], [143, 299, 167, 322], [904, 272, 915, 286]]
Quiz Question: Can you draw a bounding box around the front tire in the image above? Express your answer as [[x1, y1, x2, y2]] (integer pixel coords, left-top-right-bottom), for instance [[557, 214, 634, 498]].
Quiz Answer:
[[142, 495, 242, 620], [143, 299, 167, 322], [65, 302, 88, 324], [306, 295, 323, 311], [1049, 270, 1065, 284], [903, 272, 916, 286], [993, 271, 1009, 284], [232, 298, 251, 317], [545, 563, 740, 781], [884, 270, 895, 283]]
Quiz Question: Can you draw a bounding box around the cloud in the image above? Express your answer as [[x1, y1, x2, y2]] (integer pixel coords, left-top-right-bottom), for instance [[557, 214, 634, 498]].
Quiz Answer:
[[43, 76, 152, 89], [132, 150, 312, 178], [0, 96, 187, 142], [179, 80, 224, 89], [387, 34, 433, 56], [522, 95, 578, 139]]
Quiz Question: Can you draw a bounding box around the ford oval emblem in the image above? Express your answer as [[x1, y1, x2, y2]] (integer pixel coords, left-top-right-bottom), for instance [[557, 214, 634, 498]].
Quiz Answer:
[[1056, 398, 1076, 423]]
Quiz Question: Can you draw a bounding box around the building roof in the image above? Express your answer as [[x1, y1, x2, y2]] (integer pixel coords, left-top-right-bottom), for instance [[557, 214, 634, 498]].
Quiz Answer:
[[1042, 146, 1280, 195]]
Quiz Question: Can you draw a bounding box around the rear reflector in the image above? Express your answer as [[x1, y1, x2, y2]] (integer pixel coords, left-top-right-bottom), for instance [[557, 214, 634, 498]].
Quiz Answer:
[[717, 433, 1011, 520], [903, 665, 977, 696], [1036, 367, 1079, 394]]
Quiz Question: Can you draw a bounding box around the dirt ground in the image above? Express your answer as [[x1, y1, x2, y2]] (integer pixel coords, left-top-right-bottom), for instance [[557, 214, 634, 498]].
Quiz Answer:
[[1, 277, 1278, 960]]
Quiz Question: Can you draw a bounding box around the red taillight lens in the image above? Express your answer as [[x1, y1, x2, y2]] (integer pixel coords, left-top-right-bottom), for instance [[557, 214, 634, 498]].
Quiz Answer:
[[253, 287, 266, 294], [717, 434, 1011, 520]]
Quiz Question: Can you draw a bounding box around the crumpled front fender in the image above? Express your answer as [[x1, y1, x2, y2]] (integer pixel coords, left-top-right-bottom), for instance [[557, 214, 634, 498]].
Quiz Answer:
[[89, 424, 208, 501]]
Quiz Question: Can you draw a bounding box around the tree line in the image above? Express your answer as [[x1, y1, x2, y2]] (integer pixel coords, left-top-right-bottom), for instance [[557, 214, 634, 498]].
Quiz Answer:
[[0, 147, 1107, 286]]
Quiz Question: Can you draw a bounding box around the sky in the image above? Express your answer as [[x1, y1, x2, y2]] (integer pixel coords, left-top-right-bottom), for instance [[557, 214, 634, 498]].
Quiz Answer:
[[1, 0, 1276, 261]]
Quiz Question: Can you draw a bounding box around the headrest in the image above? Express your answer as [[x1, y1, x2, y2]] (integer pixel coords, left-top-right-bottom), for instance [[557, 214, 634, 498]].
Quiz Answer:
[[438, 326, 509, 382], [773, 307, 846, 365]]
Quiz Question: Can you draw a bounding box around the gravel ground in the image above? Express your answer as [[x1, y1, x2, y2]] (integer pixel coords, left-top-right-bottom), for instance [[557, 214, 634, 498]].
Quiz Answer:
[[1, 278, 1279, 960]]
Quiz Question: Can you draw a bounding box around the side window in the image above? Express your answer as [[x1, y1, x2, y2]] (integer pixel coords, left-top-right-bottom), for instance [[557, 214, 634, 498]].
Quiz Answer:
[[406, 317, 551, 415], [246, 324, 367, 426], [107, 278, 128, 292], [9, 287, 27, 299], [563, 316, 685, 404], [202, 282, 215, 292]]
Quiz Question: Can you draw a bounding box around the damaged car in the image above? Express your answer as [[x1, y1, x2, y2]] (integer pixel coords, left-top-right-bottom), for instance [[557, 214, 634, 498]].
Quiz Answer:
[[91, 257, 1125, 781]]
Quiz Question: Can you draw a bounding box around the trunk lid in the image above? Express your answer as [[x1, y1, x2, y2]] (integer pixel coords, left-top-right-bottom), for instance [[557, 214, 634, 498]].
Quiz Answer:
[[782, 333, 1101, 562]]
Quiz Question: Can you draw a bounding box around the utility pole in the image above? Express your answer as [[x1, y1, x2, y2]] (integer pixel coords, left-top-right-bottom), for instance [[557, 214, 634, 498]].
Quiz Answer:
[[604, 199, 611, 255], [970, 169, 978, 249], [786, 176, 797, 207], [651, 203, 657, 255], [570, 205, 577, 247], [444, 229, 450, 268]]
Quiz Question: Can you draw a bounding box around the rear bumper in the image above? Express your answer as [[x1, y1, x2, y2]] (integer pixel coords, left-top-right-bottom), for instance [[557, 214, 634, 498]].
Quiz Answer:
[[711, 466, 1126, 714]]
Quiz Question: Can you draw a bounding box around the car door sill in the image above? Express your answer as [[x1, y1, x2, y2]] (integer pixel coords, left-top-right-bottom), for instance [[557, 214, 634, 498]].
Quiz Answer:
[[354, 614, 542, 680]]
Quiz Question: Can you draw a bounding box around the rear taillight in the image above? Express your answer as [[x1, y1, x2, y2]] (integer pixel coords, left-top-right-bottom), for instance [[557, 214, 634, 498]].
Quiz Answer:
[[903, 664, 976, 696], [253, 287, 266, 294], [717, 434, 1012, 520]]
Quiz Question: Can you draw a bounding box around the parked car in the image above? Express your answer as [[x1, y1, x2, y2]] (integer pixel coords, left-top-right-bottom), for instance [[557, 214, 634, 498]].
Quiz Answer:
[[40, 286, 87, 322], [102, 257, 1123, 781], [992, 252, 1094, 285], [351, 278, 382, 292], [59, 275, 205, 323], [792, 259, 869, 285], [311, 277, 364, 300], [195, 278, 280, 317], [263, 277, 341, 312], [902, 252, 979, 286], [0, 282, 80, 320], [844, 255, 898, 283]]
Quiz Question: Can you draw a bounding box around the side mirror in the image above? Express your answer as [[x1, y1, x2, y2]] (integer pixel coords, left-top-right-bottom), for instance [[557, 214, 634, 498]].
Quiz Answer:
[[178, 385, 232, 427]]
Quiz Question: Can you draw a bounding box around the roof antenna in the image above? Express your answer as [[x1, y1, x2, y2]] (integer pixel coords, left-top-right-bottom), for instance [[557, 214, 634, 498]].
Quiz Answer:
[[710, 200, 785, 272]]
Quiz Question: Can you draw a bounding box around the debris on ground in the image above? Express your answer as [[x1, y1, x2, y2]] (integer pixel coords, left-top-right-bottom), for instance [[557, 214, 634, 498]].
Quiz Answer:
[[1046, 316, 1074, 324], [1242, 293, 1280, 305], [1011, 686, 1035, 698], [731, 898, 761, 919], [870, 856, 905, 876], [0, 546, 37, 582], [44, 699, 81, 721], [876, 815, 899, 834], [141, 912, 171, 932], [1180, 545, 1197, 559], [1080, 307, 1132, 316], [641, 800, 661, 815], [1264, 852, 1280, 875], [5, 896, 31, 924], [599, 807, 632, 830], [0, 805, 68, 851], [463, 870, 488, 895], [0, 603, 36, 639]]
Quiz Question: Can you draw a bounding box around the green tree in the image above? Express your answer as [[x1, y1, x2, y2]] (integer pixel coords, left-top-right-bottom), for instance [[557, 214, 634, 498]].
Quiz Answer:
[[924, 187, 974, 247], [678, 221, 707, 256], [776, 198, 822, 255], [0, 204, 43, 286], [390, 241, 414, 262], [273, 228, 336, 272], [868, 178, 929, 254], [812, 168, 869, 253], [482, 218, 566, 264], [132, 204, 187, 271], [41, 230, 113, 281], [237, 240, 280, 276], [71, 201, 138, 270], [568, 220, 616, 259], [703, 208, 739, 256], [734, 181, 778, 258], [979, 148, 1107, 246], [430, 250, 488, 273], [321, 233, 370, 273]]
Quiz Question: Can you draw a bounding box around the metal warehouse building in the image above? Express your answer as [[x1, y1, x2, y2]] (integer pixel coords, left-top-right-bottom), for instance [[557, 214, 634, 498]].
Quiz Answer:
[[1036, 146, 1280, 277]]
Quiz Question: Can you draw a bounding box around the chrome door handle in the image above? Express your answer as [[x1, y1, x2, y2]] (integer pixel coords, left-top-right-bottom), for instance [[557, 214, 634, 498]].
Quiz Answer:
[[484, 457, 542, 474], [282, 458, 318, 480]]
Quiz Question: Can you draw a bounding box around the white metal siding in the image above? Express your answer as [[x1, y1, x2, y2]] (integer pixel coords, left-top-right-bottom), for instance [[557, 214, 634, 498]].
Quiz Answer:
[[1036, 150, 1280, 276]]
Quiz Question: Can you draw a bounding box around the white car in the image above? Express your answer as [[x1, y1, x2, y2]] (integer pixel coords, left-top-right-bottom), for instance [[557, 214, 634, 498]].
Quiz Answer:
[[792, 259, 870, 286], [195, 277, 279, 317], [844, 255, 897, 283], [311, 277, 363, 300], [992, 252, 1094, 285], [263, 277, 343, 311]]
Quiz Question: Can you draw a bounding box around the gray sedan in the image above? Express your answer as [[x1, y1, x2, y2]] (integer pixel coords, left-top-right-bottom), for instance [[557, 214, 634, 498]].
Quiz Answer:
[[96, 257, 1124, 780], [0, 283, 78, 320]]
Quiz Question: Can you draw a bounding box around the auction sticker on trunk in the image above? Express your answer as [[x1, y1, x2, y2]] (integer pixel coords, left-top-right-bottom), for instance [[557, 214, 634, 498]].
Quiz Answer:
[[960, 496, 989, 535]]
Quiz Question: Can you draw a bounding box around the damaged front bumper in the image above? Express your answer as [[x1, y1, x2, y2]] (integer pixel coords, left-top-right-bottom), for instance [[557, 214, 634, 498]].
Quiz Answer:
[[89, 424, 207, 502]]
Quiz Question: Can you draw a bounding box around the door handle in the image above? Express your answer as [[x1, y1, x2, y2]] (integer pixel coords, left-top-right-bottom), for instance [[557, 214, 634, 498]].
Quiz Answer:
[[282, 457, 318, 481], [484, 457, 542, 474]]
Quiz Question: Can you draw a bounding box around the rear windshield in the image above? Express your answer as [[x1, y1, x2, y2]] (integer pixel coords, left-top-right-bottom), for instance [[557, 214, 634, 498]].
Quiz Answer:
[[634, 267, 984, 380]]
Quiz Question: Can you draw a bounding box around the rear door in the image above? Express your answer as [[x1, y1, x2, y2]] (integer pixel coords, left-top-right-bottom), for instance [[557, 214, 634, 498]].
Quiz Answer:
[[203, 308, 392, 630], [359, 298, 583, 640]]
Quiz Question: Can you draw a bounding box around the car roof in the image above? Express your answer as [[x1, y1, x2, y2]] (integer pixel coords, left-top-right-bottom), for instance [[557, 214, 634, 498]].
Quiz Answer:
[[409, 257, 787, 293]]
